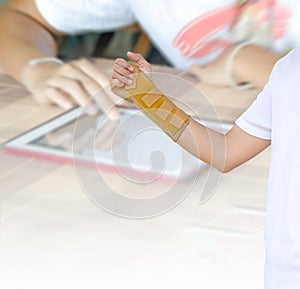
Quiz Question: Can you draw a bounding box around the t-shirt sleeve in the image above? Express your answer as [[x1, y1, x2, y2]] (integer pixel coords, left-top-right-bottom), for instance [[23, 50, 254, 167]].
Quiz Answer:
[[35, 0, 135, 34], [235, 82, 272, 140]]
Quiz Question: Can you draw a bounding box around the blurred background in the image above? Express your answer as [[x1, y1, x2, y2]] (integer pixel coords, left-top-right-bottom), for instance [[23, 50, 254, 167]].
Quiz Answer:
[[0, 1, 298, 289]]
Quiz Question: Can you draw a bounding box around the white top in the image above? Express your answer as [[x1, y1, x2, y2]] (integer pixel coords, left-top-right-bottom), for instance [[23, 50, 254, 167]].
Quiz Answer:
[[36, 0, 300, 68], [236, 48, 300, 289], [35, 0, 135, 34]]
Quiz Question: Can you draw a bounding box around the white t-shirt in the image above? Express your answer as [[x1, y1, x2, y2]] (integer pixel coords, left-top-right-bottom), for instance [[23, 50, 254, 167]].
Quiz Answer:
[[236, 48, 300, 289], [35, 0, 300, 68], [35, 0, 135, 34]]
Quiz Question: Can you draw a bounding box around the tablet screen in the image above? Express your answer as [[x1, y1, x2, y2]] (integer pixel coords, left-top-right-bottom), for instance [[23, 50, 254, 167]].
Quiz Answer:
[[3, 107, 215, 181]]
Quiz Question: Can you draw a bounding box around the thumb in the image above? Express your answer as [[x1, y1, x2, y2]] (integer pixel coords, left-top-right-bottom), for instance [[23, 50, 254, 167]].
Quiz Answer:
[[127, 51, 152, 73], [127, 51, 143, 63]]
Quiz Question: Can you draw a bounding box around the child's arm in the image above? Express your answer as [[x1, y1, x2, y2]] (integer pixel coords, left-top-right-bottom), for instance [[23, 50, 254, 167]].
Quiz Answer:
[[111, 52, 271, 173]]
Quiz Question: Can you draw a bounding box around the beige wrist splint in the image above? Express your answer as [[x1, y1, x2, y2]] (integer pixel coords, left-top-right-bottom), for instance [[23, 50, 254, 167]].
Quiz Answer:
[[112, 64, 191, 142]]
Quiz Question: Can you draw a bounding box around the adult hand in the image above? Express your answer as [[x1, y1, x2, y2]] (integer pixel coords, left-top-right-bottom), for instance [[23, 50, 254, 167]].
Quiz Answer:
[[23, 58, 125, 118]]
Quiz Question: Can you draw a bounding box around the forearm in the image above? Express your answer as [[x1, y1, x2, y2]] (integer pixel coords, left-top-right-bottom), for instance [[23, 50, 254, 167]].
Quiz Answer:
[[177, 118, 271, 173], [112, 64, 228, 172], [0, 8, 58, 80], [232, 44, 281, 90], [111, 53, 272, 173], [177, 119, 227, 172]]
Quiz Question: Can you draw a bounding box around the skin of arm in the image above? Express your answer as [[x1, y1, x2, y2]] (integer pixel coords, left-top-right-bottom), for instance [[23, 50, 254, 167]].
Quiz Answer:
[[0, 0, 62, 79], [178, 119, 270, 172], [111, 52, 271, 173], [232, 44, 281, 89], [0, 0, 121, 117], [189, 44, 281, 90]]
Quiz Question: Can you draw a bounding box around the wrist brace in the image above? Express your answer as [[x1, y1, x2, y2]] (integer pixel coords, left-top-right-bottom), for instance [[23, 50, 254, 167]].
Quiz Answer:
[[112, 64, 190, 142]]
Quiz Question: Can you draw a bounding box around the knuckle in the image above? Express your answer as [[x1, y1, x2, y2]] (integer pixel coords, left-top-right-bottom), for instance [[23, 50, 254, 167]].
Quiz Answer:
[[59, 63, 73, 74], [112, 72, 118, 79], [117, 80, 125, 87], [110, 79, 117, 88], [114, 66, 122, 73]]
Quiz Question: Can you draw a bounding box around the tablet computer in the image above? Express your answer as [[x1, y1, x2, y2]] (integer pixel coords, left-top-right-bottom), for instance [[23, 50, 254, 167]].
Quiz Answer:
[[3, 107, 230, 181]]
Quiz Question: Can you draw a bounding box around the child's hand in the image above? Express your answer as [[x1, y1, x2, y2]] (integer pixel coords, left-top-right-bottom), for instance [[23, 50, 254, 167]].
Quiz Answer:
[[111, 51, 152, 89]]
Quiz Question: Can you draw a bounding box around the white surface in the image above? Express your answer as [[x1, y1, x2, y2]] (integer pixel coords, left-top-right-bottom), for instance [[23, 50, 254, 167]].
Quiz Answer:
[[0, 147, 270, 289]]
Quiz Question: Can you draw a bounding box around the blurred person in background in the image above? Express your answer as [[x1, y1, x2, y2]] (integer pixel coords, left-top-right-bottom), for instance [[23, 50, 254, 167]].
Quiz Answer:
[[0, 0, 136, 117], [131, 0, 300, 89], [0, 0, 299, 114]]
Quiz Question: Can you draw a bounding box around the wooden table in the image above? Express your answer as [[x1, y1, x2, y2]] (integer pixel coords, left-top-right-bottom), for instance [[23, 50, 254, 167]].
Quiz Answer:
[[0, 60, 270, 289]]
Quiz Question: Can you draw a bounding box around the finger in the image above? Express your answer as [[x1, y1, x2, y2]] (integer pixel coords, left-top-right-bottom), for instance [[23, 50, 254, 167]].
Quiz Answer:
[[56, 62, 100, 106], [45, 86, 74, 109], [107, 92, 129, 106], [95, 120, 119, 150], [127, 51, 144, 63], [64, 63, 110, 113], [47, 76, 98, 115], [72, 129, 95, 153], [112, 71, 133, 85], [113, 63, 134, 78], [108, 79, 130, 106], [72, 58, 109, 88], [33, 88, 54, 106], [115, 58, 134, 72], [72, 59, 120, 119], [110, 78, 125, 88], [61, 63, 103, 96], [97, 119, 119, 144], [127, 51, 152, 72], [110, 84, 131, 102]]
